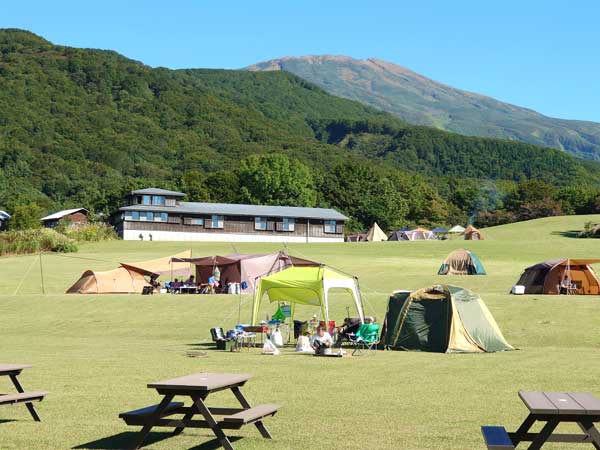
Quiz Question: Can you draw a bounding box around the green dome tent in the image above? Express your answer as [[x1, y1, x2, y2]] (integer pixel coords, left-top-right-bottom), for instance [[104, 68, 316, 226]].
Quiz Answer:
[[438, 249, 486, 275], [381, 285, 513, 353], [251, 266, 365, 325]]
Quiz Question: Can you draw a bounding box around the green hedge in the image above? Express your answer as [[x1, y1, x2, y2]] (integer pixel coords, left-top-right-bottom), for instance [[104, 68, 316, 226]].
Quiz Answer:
[[0, 229, 78, 256]]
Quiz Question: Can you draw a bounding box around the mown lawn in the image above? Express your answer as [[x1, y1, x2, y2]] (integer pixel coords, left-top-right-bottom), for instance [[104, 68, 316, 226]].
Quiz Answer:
[[1, 215, 600, 450]]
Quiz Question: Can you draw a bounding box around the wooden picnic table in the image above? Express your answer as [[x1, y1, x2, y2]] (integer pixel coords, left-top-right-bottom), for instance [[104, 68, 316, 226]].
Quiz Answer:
[[509, 391, 600, 449], [0, 364, 48, 422], [120, 372, 280, 450]]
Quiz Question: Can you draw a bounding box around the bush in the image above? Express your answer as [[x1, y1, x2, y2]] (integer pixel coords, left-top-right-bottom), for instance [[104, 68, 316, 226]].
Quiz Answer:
[[60, 222, 118, 242], [0, 228, 78, 256]]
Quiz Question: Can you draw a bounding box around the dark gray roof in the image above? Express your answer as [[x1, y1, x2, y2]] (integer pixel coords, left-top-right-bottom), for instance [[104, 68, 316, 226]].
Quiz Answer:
[[130, 188, 185, 197], [120, 201, 348, 221]]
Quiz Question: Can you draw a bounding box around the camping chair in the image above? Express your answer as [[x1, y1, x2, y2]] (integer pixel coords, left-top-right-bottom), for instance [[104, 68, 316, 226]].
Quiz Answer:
[[210, 327, 234, 350], [350, 323, 380, 356]]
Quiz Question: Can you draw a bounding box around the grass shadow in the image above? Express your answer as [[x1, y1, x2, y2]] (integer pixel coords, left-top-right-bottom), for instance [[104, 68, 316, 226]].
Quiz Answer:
[[74, 432, 243, 450], [187, 436, 243, 450], [0, 419, 16, 425], [551, 230, 582, 238], [186, 342, 215, 349], [73, 431, 173, 449]]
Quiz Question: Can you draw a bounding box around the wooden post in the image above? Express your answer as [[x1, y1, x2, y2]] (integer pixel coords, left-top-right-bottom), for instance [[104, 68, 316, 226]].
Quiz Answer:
[[39, 252, 45, 295]]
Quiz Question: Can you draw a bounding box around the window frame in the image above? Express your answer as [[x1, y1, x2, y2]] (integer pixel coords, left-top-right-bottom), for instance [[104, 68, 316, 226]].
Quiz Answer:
[[255, 216, 267, 231], [281, 217, 295, 232], [142, 195, 152, 205], [324, 220, 337, 234], [211, 215, 224, 229]]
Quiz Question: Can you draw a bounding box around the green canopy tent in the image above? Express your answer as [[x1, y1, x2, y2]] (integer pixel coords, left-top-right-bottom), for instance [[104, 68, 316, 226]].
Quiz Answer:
[[381, 285, 513, 353], [251, 266, 365, 325]]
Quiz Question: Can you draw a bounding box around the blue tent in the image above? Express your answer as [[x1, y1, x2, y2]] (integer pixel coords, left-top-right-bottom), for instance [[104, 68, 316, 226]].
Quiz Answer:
[[431, 227, 448, 234]]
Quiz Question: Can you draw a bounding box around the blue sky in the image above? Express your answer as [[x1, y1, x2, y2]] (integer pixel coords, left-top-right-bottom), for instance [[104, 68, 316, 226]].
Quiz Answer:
[[3, 0, 600, 121]]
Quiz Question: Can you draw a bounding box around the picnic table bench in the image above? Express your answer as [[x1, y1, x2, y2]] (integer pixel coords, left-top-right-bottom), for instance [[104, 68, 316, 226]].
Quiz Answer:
[[120, 372, 280, 450], [0, 364, 48, 422], [482, 390, 600, 449]]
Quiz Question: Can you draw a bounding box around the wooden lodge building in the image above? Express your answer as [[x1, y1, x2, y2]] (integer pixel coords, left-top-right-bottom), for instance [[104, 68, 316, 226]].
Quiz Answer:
[[114, 188, 347, 242], [41, 208, 89, 228]]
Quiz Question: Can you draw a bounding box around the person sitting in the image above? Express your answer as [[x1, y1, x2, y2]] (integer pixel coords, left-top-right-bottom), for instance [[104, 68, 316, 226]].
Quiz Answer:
[[310, 325, 334, 355], [150, 275, 161, 293], [334, 317, 362, 347], [559, 275, 572, 294], [295, 331, 313, 353], [183, 275, 195, 287], [171, 278, 182, 293]]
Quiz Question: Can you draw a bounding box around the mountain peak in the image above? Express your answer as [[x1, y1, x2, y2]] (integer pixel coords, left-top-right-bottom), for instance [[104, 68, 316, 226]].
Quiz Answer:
[[247, 55, 600, 160]]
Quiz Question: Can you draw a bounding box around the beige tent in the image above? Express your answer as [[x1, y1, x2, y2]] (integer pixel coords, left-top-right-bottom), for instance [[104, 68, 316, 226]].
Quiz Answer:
[[462, 225, 484, 240], [366, 222, 388, 242], [66, 267, 152, 294], [121, 250, 192, 277]]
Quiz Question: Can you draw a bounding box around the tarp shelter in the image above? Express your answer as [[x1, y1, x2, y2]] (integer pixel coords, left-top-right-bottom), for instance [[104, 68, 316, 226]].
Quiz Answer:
[[251, 266, 365, 326], [448, 225, 466, 234], [381, 285, 513, 353], [181, 251, 319, 293], [365, 222, 388, 242], [462, 225, 484, 240], [66, 267, 152, 294], [515, 259, 600, 295], [346, 233, 367, 242], [438, 249, 486, 275], [389, 227, 436, 241], [122, 250, 192, 278]]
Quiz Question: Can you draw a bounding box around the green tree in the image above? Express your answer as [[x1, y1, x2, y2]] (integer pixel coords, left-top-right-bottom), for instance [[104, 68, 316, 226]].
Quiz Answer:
[[320, 163, 408, 230], [237, 154, 317, 206], [8, 203, 45, 230]]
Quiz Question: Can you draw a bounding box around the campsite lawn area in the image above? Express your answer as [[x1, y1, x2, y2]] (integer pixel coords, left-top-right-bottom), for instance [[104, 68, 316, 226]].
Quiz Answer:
[[1, 215, 600, 450]]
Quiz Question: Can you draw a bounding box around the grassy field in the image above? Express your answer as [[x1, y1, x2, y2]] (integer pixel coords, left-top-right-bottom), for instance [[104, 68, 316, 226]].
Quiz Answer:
[[1, 215, 600, 450]]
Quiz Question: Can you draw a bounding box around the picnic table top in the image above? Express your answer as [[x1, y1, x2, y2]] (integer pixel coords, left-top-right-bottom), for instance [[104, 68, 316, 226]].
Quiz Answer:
[[0, 364, 31, 375], [148, 373, 253, 392], [519, 391, 600, 415]]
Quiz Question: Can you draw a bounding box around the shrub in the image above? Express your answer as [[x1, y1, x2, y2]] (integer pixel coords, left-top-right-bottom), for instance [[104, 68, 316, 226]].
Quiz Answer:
[[61, 222, 118, 242], [0, 229, 78, 256]]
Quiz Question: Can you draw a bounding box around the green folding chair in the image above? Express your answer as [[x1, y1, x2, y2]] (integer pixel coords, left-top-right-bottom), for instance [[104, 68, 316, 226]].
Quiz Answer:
[[350, 323, 380, 355]]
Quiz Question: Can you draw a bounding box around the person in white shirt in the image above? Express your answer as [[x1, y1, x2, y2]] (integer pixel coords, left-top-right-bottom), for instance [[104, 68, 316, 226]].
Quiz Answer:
[[310, 326, 334, 355]]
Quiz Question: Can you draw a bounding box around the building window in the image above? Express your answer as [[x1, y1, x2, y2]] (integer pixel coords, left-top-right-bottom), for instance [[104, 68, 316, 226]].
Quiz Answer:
[[131, 211, 140, 221], [255, 217, 267, 231], [159, 212, 168, 222], [282, 217, 295, 232], [324, 220, 337, 234], [142, 195, 152, 205], [211, 215, 224, 228], [152, 195, 165, 206], [146, 211, 154, 221], [191, 218, 204, 226]]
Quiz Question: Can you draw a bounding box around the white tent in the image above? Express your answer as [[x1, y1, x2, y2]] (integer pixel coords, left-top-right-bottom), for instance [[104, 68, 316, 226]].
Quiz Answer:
[[448, 225, 466, 233], [365, 222, 388, 242]]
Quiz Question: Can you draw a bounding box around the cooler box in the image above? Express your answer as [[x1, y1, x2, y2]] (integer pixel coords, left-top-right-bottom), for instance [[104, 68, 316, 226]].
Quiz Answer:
[[511, 285, 525, 295]]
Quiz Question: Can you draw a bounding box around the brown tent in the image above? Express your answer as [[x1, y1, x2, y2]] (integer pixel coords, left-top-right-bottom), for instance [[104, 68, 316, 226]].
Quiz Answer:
[[66, 267, 152, 294], [121, 250, 192, 277], [180, 251, 318, 292], [516, 259, 600, 295], [462, 225, 484, 240]]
